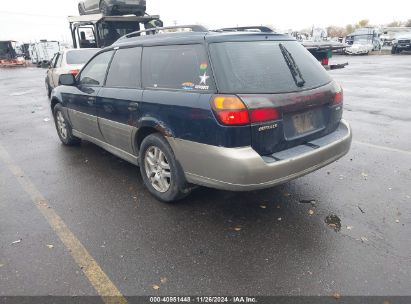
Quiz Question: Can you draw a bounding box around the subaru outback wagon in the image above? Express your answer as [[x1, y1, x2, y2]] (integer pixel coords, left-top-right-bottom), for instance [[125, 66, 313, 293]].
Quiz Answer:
[[51, 26, 352, 202]]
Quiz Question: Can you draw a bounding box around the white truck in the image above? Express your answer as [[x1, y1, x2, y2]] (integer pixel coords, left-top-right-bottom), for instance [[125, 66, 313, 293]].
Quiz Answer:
[[29, 40, 60, 67]]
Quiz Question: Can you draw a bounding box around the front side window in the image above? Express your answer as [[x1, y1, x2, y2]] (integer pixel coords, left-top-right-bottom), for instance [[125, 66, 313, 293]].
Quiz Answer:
[[50, 53, 59, 68], [79, 51, 113, 86], [106, 47, 142, 88], [142, 44, 214, 91], [56, 53, 63, 68]]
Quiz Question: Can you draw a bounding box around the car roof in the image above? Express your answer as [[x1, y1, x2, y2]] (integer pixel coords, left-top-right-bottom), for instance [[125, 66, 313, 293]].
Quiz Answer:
[[110, 31, 295, 49], [63, 48, 99, 53]]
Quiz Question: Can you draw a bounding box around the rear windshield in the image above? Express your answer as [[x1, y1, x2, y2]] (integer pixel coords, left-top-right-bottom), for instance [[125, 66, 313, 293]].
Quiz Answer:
[[66, 49, 98, 65], [209, 41, 332, 94]]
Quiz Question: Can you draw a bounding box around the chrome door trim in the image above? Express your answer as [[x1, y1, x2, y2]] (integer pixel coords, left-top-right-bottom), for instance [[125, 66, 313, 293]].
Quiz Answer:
[[72, 129, 139, 165], [97, 117, 138, 154]]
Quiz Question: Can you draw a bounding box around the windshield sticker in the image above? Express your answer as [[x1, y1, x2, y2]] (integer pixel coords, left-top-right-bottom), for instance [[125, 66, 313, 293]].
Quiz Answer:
[[199, 72, 210, 85], [200, 62, 208, 72], [182, 82, 195, 90], [194, 84, 209, 90]]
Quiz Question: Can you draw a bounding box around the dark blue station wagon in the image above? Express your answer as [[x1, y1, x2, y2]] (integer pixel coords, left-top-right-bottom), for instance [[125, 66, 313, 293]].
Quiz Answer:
[[50, 27, 352, 202]]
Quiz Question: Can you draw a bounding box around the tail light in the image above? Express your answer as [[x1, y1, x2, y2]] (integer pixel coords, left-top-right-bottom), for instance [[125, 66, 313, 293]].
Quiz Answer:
[[211, 95, 280, 126], [250, 108, 280, 123], [321, 57, 329, 66], [211, 95, 250, 125], [69, 69, 80, 77], [331, 89, 343, 106]]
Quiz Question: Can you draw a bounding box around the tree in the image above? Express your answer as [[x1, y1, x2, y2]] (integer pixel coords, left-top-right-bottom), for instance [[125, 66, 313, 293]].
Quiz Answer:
[[387, 21, 403, 27], [346, 24, 354, 35], [405, 19, 411, 27], [327, 26, 347, 38], [357, 19, 369, 28]]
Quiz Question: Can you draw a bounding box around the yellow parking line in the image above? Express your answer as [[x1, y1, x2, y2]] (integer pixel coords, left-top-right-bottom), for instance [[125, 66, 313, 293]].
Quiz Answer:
[[354, 141, 411, 156], [0, 144, 127, 304]]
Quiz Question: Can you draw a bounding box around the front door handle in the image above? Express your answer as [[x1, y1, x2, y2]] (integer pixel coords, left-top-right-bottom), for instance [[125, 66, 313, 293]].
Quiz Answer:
[[87, 96, 95, 105], [128, 102, 139, 111]]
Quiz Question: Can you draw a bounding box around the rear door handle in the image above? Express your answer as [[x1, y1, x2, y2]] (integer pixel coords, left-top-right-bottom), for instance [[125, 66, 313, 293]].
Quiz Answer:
[[128, 102, 139, 111]]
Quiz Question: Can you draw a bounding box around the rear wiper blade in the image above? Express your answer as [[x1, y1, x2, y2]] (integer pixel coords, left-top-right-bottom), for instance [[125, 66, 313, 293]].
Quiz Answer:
[[279, 43, 306, 87]]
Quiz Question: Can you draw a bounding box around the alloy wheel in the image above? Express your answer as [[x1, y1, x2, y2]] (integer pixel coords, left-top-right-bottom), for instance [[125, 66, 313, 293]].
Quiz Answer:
[[144, 146, 172, 193]]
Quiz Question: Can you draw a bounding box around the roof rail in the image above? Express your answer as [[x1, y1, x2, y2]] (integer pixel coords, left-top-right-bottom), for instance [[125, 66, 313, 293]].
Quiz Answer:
[[118, 25, 208, 40], [214, 26, 275, 33]]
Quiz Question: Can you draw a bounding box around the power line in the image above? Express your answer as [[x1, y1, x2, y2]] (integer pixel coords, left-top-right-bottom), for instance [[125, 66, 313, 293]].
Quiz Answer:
[[0, 10, 69, 18]]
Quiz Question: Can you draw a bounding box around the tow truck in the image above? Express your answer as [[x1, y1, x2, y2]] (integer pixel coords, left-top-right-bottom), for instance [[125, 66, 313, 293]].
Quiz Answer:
[[0, 41, 26, 67], [68, 13, 162, 49]]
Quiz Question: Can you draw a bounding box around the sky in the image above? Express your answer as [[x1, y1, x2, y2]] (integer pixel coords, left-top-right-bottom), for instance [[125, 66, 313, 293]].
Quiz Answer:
[[0, 0, 410, 42]]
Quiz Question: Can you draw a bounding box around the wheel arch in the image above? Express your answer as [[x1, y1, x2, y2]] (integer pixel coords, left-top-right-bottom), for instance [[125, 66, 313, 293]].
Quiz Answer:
[[50, 97, 60, 111], [134, 118, 175, 152]]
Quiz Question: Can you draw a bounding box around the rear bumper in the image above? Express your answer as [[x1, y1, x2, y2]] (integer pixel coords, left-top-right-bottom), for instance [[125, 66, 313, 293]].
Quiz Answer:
[[168, 120, 352, 191]]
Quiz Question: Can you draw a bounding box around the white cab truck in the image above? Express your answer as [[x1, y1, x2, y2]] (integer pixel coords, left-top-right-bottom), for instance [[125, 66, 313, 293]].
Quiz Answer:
[[29, 40, 61, 67]]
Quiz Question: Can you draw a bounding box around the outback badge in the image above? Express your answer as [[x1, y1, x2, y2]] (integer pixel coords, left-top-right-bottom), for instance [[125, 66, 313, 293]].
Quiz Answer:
[[258, 124, 278, 132]]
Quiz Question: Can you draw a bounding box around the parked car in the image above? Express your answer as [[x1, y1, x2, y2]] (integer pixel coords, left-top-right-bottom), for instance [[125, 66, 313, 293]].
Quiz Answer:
[[45, 49, 98, 97], [345, 39, 374, 55], [50, 26, 352, 202], [78, 0, 146, 16], [391, 34, 411, 54], [29, 40, 60, 67]]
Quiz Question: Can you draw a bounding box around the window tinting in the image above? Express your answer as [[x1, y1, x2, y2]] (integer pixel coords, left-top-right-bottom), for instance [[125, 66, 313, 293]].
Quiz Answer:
[[142, 44, 214, 91], [209, 41, 332, 94], [66, 49, 98, 65], [50, 53, 59, 67], [79, 51, 113, 86], [56, 53, 63, 67], [106, 47, 142, 88]]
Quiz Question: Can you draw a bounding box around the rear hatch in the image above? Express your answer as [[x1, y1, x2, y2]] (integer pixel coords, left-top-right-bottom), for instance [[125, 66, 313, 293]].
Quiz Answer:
[[209, 39, 343, 155]]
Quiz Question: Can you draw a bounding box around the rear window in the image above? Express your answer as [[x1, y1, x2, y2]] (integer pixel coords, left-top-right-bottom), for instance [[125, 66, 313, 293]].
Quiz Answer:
[[209, 41, 331, 94], [66, 49, 98, 65], [142, 44, 214, 91]]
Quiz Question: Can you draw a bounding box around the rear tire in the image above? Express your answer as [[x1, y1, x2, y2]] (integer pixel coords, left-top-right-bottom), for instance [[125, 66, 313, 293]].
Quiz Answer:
[[45, 79, 52, 99], [53, 103, 81, 146], [139, 133, 191, 202]]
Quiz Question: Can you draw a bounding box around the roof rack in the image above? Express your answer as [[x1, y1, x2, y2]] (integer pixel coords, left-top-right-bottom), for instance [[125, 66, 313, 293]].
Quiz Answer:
[[118, 25, 208, 40], [214, 26, 275, 33]]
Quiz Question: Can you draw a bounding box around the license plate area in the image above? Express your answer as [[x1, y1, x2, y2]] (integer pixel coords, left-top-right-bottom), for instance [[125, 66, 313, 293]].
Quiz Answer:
[[283, 107, 325, 140]]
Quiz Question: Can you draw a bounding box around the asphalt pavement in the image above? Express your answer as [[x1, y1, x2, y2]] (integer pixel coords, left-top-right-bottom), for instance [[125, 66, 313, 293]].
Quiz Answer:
[[0, 54, 410, 299]]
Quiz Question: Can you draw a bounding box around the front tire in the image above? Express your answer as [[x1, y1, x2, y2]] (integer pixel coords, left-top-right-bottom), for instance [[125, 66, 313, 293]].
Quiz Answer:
[[45, 79, 52, 99], [53, 103, 81, 146], [139, 134, 191, 202]]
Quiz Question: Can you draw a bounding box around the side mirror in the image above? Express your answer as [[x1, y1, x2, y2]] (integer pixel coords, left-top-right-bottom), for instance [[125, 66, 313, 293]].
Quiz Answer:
[[59, 74, 76, 86]]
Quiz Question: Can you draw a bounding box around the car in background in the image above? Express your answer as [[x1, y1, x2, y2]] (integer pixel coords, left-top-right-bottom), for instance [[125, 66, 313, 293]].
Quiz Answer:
[[78, 0, 146, 16], [345, 39, 375, 55], [391, 33, 411, 54], [45, 49, 98, 98]]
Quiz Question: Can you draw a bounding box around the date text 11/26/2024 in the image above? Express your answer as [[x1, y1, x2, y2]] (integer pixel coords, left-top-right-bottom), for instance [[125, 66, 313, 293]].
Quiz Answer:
[[149, 296, 257, 303]]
